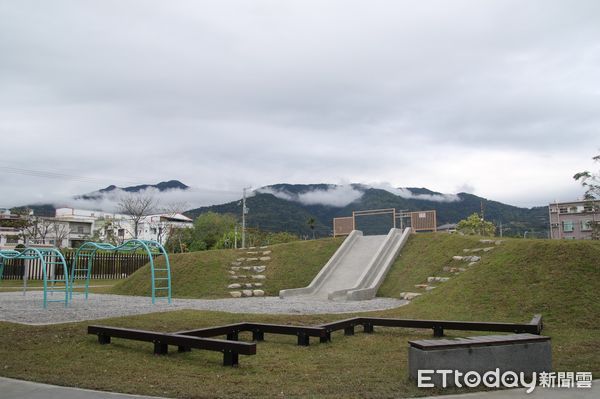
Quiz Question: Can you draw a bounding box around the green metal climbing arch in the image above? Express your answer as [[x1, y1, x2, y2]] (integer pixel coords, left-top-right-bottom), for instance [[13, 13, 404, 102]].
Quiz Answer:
[[0, 246, 70, 308], [70, 239, 171, 304]]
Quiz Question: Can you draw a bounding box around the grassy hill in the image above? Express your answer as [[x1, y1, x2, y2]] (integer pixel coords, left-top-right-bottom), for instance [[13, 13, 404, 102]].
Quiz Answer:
[[379, 234, 600, 326], [110, 237, 344, 298], [113, 233, 600, 326]]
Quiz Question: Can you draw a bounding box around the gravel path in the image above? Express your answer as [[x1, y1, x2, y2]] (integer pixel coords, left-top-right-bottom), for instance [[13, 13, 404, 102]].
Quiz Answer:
[[0, 291, 408, 325]]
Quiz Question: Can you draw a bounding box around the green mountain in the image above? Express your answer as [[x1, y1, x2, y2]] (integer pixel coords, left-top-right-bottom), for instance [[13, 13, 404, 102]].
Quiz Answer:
[[185, 184, 549, 238]]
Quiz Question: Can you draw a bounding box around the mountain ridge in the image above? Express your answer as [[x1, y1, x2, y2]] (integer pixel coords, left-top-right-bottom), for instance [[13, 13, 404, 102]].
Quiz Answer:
[[185, 184, 549, 238], [78, 179, 189, 200], [15, 181, 549, 237]]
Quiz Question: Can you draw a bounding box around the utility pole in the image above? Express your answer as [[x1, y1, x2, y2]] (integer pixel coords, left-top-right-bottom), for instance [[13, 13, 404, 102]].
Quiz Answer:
[[480, 200, 485, 221], [241, 187, 251, 249], [234, 225, 238, 249], [480, 200, 485, 236]]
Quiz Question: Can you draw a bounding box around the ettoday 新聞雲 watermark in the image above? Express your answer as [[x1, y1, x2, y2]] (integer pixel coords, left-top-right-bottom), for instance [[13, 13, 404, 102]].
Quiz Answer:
[[417, 369, 593, 393]]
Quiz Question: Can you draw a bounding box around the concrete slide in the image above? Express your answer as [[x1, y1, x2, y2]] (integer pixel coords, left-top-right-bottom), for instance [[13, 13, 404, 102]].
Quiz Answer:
[[279, 227, 411, 301]]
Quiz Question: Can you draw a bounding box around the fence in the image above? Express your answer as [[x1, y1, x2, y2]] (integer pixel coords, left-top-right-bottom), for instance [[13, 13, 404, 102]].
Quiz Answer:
[[410, 210, 437, 232], [1, 252, 150, 280], [333, 208, 437, 236]]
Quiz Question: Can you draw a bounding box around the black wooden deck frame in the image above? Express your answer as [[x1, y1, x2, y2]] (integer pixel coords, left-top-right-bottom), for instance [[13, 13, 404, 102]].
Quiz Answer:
[[174, 322, 328, 346], [87, 325, 256, 366], [88, 314, 542, 367], [319, 314, 543, 340]]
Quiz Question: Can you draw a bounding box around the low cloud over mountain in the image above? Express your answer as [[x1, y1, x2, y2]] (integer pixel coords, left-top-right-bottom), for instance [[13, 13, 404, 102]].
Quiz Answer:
[[257, 183, 461, 207]]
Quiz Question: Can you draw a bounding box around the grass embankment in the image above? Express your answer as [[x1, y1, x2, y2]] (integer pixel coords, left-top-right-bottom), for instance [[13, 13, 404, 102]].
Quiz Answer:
[[0, 234, 598, 398], [110, 237, 344, 298]]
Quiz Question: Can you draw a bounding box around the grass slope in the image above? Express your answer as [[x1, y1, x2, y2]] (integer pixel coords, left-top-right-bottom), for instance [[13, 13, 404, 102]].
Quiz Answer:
[[0, 234, 598, 398], [379, 234, 600, 326], [110, 237, 344, 298]]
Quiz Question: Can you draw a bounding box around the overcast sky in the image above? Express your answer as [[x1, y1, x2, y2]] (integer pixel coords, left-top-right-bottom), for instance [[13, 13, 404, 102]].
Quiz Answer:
[[1, 0, 599, 210]]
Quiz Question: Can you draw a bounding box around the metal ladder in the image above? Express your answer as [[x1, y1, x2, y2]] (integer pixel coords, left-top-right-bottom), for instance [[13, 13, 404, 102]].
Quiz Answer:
[[70, 251, 94, 300], [69, 240, 171, 304], [148, 241, 171, 304], [38, 248, 70, 308]]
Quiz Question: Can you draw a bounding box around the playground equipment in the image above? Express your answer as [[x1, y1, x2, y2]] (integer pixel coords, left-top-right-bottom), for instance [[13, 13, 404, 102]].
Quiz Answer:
[[0, 246, 69, 308], [333, 208, 437, 237], [280, 227, 411, 300], [71, 239, 171, 304]]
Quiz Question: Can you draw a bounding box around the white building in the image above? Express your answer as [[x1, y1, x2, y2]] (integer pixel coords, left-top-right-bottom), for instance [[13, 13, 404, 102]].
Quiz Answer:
[[1, 207, 193, 249], [54, 208, 193, 247], [0, 208, 25, 249], [137, 213, 193, 243]]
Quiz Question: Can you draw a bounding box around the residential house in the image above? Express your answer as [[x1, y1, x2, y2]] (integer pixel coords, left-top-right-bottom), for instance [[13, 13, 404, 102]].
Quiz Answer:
[[548, 200, 599, 240]]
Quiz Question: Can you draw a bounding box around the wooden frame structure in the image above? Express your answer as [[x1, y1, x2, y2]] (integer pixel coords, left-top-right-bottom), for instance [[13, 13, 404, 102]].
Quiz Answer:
[[333, 208, 437, 236], [88, 315, 542, 367]]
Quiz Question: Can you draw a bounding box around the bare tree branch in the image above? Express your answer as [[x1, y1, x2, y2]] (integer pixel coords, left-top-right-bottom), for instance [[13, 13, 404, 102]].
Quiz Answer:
[[117, 193, 158, 239]]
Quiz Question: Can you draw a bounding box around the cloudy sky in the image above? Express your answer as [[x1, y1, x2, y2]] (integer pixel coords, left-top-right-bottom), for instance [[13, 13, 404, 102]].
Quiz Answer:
[[1, 0, 599, 210]]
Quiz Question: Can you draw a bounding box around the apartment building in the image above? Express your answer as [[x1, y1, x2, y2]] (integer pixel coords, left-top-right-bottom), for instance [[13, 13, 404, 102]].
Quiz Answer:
[[548, 200, 599, 240]]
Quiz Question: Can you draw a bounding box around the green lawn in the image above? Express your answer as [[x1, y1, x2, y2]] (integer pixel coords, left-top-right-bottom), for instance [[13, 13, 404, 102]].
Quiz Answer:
[[0, 234, 598, 398], [110, 237, 344, 298]]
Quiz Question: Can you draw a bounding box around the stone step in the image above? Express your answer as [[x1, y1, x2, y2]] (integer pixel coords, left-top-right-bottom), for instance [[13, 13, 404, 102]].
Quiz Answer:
[[400, 292, 422, 300], [427, 276, 450, 283]]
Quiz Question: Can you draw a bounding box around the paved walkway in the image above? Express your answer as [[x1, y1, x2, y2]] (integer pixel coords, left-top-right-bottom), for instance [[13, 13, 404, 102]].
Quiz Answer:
[[0, 291, 407, 325], [1, 376, 596, 398], [0, 377, 167, 399], [420, 381, 598, 398]]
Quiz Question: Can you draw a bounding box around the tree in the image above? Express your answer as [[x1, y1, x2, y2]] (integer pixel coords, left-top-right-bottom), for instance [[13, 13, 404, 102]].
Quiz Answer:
[[21, 216, 53, 244], [117, 193, 157, 239], [214, 230, 240, 249], [307, 217, 316, 239], [457, 213, 496, 236], [574, 153, 600, 239], [189, 212, 237, 251], [161, 201, 189, 252], [91, 217, 124, 245], [164, 227, 194, 253], [50, 219, 70, 248]]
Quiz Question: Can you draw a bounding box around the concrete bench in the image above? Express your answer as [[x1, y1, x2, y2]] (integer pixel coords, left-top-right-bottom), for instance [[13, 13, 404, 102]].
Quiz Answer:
[[408, 333, 552, 387]]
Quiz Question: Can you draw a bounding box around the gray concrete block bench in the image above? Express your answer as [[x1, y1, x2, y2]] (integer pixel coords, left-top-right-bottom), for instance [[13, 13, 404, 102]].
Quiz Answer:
[[408, 333, 552, 387]]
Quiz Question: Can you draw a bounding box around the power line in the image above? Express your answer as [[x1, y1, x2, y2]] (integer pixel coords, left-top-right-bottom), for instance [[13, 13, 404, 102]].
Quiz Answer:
[[0, 166, 142, 186]]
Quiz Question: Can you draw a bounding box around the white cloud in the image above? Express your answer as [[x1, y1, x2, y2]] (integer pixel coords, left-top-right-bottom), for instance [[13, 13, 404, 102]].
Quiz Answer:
[[257, 185, 364, 207], [297, 185, 364, 207], [0, 1, 598, 208], [367, 183, 461, 203], [256, 187, 295, 202], [38, 186, 240, 213]]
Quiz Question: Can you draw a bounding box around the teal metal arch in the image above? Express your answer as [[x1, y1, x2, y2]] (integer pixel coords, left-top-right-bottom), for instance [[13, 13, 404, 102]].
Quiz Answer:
[[0, 247, 69, 308], [70, 239, 171, 304]]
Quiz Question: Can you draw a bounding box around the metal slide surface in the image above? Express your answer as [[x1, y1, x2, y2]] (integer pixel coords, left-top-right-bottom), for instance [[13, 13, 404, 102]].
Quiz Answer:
[[279, 228, 411, 301]]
